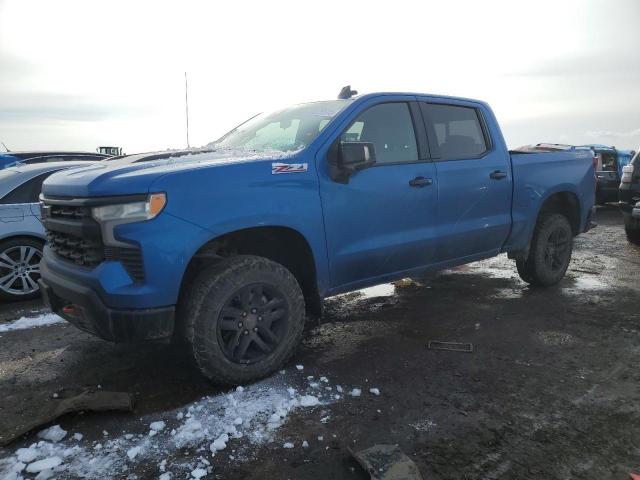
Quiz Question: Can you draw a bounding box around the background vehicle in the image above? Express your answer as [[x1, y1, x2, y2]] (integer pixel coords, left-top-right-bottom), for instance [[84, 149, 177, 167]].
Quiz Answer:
[[620, 150, 640, 244], [39, 92, 595, 384], [0, 153, 21, 170], [0, 151, 111, 170], [98, 146, 124, 156], [578, 145, 635, 205], [0, 161, 98, 300]]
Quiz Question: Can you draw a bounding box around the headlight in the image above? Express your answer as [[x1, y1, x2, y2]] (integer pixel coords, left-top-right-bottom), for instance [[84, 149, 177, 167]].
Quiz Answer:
[[92, 193, 166, 223]]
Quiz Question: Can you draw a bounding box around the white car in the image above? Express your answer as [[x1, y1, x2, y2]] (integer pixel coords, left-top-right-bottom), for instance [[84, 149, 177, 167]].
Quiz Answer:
[[0, 161, 97, 301]]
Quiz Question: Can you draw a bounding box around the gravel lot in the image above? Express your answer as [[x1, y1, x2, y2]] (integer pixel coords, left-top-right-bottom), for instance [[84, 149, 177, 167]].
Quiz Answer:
[[1, 205, 638, 479]]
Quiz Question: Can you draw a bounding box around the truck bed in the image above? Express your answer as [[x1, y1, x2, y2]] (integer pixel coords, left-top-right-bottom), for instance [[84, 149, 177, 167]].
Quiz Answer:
[[504, 150, 595, 253]]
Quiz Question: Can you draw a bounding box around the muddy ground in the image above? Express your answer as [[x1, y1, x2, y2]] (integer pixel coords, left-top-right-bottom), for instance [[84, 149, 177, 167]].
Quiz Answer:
[[1, 205, 639, 479]]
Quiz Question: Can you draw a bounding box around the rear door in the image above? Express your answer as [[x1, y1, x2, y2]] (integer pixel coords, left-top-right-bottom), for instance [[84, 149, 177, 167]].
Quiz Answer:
[[318, 98, 438, 289], [419, 101, 512, 262]]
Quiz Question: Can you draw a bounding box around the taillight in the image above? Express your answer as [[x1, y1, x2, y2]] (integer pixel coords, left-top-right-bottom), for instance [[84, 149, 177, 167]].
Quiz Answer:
[[621, 165, 634, 184]]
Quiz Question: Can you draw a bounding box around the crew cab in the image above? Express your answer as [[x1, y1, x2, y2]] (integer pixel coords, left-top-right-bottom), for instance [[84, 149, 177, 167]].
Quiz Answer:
[[38, 92, 595, 384], [620, 150, 640, 244]]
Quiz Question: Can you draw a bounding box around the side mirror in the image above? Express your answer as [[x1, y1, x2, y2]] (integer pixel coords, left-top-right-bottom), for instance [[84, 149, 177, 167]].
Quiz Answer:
[[329, 141, 376, 183]]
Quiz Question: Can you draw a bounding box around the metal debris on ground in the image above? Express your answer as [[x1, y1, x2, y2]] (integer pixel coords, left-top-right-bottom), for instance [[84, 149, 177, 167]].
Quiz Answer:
[[427, 341, 473, 353], [350, 444, 424, 480], [0, 389, 134, 446]]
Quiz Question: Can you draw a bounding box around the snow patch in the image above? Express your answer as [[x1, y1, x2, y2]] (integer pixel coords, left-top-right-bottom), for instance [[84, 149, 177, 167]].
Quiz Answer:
[[0, 313, 63, 333], [191, 467, 208, 479], [25, 456, 62, 473], [0, 372, 340, 479], [149, 421, 166, 432], [127, 446, 143, 460], [37, 425, 67, 443]]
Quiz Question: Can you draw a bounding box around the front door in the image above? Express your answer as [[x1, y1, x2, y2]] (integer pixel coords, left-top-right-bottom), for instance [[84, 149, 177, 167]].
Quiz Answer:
[[318, 100, 438, 290]]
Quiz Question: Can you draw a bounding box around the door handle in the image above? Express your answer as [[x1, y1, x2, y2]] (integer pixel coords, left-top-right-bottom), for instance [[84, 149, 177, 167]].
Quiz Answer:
[[409, 176, 433, 187], [489, 170, 507, 180]]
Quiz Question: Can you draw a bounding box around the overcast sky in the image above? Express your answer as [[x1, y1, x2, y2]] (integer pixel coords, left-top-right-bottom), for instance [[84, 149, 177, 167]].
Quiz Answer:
[[0, 0, 638, 153]]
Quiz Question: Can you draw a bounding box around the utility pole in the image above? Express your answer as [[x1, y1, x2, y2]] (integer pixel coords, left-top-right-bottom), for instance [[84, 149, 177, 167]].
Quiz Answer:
[[185, 72, 190, 149]]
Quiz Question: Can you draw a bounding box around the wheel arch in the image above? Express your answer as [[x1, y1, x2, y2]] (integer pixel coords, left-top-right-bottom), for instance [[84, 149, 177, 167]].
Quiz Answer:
[[0, 233, 46, 246], [536, 190, 582, 235], [178, 225, 322, 322], [507, 189, 582, 261]]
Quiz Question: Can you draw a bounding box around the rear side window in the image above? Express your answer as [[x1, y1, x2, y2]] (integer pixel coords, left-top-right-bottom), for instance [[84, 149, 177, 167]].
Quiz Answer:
[[421, 103, 489, 160], [0, 171, 59, 204], [598, 152, 617, 171]]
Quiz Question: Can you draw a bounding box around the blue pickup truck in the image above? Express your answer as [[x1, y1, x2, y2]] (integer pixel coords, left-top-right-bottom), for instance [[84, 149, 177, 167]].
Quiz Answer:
[[38, 92, 595, 383]]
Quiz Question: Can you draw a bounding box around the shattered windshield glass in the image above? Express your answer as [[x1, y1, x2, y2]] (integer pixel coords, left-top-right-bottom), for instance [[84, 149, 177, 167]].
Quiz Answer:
[[210, 100, 351, 153]]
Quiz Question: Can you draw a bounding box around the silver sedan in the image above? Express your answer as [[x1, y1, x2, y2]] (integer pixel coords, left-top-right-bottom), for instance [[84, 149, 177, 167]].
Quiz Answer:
[[0, 161, 96, 300]]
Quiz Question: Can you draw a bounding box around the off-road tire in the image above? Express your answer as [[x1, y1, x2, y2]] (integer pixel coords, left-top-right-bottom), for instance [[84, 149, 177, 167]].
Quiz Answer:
[[516, 213, 573, 287], [0, 237, 44, 302], [181, 255, 305, 384], [625, 224, 640, 245]]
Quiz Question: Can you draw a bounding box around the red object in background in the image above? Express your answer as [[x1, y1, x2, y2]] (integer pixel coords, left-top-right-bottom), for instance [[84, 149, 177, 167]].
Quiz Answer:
[[629, 469, 640, 480], [62, 305, 75, 315]]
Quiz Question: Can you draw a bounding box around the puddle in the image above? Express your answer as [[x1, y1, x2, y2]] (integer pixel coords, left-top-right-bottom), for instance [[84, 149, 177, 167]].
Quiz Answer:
[[491, 288, 525, 300], [570, 276, 606, 290], [562, 274, 607, 297], [305, 321, 396, 365]]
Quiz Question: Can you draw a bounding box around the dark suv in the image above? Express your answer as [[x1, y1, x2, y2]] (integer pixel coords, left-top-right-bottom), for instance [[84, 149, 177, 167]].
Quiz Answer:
[[620, 150, 640, 244]]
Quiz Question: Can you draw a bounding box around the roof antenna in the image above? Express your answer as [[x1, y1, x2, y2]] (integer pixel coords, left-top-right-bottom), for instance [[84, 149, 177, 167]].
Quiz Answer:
[[1, 142, 9, 152], [338, 85, 358, 99], [184, 72, 190, 149]]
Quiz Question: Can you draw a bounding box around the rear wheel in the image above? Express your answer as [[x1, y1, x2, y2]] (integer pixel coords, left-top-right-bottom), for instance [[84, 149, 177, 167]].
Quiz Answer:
[[625, 222, 640, 245], [181, 255, 305, 384], [516, 214, 573, 287], [0, 237, 43, 301]]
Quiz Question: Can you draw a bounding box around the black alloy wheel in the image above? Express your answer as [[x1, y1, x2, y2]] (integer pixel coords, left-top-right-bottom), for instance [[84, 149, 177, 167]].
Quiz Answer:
[[217, 283, 289, 364]]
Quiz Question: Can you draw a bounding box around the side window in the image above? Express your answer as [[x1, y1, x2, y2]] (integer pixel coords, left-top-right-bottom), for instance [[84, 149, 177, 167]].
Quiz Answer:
[[421, 103, 489, 160], [0, 171, 58, 205], [341, 103, 418, 164]]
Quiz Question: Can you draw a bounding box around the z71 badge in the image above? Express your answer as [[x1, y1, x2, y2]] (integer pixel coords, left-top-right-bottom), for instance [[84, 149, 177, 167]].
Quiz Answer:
[[272, 162, 308, 175]]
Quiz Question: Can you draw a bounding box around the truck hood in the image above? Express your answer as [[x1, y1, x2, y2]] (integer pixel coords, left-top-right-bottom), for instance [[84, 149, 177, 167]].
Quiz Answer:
[[42, 149, 296, 197]]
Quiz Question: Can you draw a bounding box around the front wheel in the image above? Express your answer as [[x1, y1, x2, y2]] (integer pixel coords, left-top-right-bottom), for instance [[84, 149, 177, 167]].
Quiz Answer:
[[516, 213, 573, 287], [0, 237, 44, 301], [180, 255, 306, 384]]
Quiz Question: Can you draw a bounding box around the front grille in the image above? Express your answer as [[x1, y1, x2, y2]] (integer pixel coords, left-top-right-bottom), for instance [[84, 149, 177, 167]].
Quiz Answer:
[[47, 230, 104, 266], [50, 204, 92, 220], [43, 199, 145, 282]]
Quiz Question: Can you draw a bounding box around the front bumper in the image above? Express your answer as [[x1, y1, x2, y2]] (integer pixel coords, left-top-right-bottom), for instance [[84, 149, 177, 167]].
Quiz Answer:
[[39, 260, 175, 342]]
